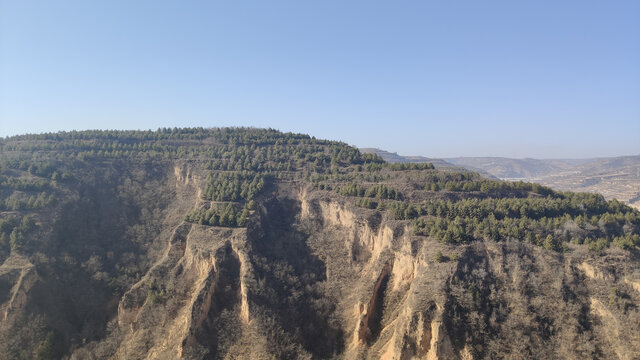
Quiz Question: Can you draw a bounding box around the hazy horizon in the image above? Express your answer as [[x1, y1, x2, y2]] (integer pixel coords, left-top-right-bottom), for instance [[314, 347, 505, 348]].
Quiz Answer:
[[1, 1, 638, 158]]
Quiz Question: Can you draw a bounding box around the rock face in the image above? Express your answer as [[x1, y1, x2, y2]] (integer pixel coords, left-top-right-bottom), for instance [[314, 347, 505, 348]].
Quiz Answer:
[[0, 130, 639, 359]]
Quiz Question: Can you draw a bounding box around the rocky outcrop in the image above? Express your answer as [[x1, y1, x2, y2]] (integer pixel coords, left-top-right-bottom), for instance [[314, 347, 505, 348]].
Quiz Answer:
[[0, 255, 37, 323], [110, 219, 255, 358]]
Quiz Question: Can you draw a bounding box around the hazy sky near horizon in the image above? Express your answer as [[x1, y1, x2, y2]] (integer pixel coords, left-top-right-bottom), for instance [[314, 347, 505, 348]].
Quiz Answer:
[[1, 1, 638, 159]]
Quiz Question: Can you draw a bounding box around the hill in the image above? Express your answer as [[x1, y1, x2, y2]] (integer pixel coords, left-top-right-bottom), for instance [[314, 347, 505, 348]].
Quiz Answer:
[[446, 156, 640, 209], [444, 157, 589, 179], [359, 148, 458, 169], [0, 128, 639, 359]]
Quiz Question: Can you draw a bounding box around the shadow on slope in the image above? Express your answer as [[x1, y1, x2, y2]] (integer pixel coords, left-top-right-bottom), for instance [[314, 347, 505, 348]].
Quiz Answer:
[[248, 193, 344, 358]]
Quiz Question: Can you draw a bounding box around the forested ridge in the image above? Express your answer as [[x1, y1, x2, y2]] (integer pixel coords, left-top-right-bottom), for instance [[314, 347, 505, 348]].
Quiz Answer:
[[1, 127, 638, 265]]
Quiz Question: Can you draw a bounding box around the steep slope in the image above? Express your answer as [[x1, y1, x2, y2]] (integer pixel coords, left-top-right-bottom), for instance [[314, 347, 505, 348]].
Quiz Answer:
[[0, 128, 639, 359]]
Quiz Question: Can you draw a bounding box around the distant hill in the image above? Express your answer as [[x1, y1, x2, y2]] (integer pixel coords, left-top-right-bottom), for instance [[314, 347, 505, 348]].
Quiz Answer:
[[360, 148, 458, 168], [535, 155, 640, 209], [361, 150, 640, 209], [444, 157, 589, 179], [445, 155, 640, 209]]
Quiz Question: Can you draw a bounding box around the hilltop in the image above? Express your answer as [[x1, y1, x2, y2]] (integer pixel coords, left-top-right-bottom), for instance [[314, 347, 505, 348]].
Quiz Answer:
[[0, 128, 639, 359]]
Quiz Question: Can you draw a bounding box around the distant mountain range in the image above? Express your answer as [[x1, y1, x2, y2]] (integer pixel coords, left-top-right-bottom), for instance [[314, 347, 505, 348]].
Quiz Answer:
[[359, 148, 458, 169], [361, 148, 640, 209]]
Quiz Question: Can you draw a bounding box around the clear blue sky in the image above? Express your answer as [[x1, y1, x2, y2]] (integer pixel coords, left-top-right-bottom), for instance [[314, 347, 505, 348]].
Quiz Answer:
[[1, 1, 638, 158]]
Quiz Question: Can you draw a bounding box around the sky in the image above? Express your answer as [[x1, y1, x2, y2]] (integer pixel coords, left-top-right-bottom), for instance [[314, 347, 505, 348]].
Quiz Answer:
[[1, 1, 638, 159]]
